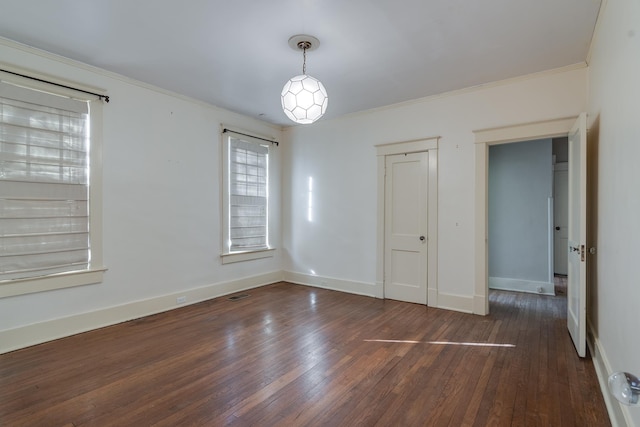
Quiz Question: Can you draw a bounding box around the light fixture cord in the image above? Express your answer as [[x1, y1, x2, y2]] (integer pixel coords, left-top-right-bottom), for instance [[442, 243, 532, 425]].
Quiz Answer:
[[302, 46, 307, 75], [297, 40, 312, 75]]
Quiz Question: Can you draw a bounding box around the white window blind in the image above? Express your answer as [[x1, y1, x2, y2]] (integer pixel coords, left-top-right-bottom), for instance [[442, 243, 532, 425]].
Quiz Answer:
[[0, 81, 90, 282], [228, 137, 268, 252]]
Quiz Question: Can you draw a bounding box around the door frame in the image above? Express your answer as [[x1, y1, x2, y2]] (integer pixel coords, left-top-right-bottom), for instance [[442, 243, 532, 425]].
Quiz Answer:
[[376, 137, 439, 305], [473, 117, 577, 315]]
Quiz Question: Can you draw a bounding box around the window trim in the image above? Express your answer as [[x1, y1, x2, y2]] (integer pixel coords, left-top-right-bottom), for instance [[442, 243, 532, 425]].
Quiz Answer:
[[220, 128, 275, 263], [221, 248, 276, 265], [0, 68, 106, 298]]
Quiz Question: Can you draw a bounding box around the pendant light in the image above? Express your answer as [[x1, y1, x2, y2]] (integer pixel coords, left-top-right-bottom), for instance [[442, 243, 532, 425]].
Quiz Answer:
[[281, 35, 328, 124]]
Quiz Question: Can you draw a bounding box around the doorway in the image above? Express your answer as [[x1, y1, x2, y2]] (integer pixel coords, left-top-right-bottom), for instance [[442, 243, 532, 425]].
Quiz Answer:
[[472, 117, 578, 315], [474, 114, 588, 358], [487, 139, 555, 295], [486, 137, 569, 295]]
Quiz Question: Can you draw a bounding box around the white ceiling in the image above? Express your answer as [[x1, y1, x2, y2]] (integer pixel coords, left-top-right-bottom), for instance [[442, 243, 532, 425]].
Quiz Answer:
[[0, 0, 601, 127]]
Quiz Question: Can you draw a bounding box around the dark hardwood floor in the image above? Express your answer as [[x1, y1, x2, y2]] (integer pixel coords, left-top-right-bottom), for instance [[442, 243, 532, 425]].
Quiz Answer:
[[0, 281, 610, 426]]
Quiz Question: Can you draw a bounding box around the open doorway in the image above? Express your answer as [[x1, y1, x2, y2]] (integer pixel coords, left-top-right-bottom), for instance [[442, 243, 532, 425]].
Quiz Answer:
[[487, 137, 569, 296], [474, 115, 588, 357], [488, 139, 555, 295], [472, 117, 577, 316]]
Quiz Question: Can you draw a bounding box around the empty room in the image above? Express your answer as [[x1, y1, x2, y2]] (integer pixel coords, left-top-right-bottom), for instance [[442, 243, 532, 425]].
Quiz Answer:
[[1, 0, 638, 425]]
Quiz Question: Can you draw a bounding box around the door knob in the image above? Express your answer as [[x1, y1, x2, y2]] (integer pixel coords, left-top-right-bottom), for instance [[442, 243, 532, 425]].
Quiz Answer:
[[419, 236, 425, 241], [555, 226, 560, 231]]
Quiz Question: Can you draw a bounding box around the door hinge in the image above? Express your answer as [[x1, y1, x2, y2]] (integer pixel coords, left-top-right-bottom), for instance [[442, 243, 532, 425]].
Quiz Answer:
[[580, 244, 585, 262]]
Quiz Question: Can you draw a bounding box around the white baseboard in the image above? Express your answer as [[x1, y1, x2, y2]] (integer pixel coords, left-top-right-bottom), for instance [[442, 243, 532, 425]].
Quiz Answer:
[[588, 324, 629, 427], [436, 292, 474, 314], [428, 288, 438, 308], [0, 270, 283, 355], [489, 277, 555, 295], [284, 271, 476, 315], [473, 294, 488, 316], [283, 270, 380, 298]]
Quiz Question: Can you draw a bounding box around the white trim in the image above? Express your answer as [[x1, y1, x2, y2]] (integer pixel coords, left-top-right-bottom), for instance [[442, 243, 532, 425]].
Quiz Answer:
[[375, 137, 439, 156], [474, 117, 577, 145], [221, 248, 276, 264], [473, 117, 577, 315], [0, 80, 89, 112], [427, 149, 439, 307], [376, 137, 439, 307], [0, 268, 106, 298], [0, 270, 283, 354], [376, 154, 386, 298], [473, 294, 487, 315], [474, 142, 489, 315], [436, 292, 474, 314], [283, 270, 379, 298], [588, 324, 627, 427], [488, 277, 555, 296], [89, 99, 105, 276]]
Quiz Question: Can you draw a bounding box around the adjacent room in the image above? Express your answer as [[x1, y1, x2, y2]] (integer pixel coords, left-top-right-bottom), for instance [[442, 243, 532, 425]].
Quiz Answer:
[[1, 0, 639, 425]]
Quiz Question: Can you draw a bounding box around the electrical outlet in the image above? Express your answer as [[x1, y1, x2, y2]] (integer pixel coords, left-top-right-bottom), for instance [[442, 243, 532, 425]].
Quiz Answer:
[[177, 296, 187, 304]]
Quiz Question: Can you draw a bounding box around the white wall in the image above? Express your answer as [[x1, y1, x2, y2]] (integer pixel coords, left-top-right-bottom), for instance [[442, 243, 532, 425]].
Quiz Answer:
[[488, 139, 554, 294], [0, 37, 593, 352], [587, 0, 640, 425], [0, 39, 283, 352], [282, 66, 587, 310]]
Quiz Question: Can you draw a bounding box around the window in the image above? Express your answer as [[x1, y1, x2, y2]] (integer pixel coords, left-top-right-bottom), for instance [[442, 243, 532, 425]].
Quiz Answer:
[[221, 130, 274, 263], [0, 76, 104, 297]]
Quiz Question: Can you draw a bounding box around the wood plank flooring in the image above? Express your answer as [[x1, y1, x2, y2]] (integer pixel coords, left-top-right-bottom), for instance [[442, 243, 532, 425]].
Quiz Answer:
[[0, 282, 610, 426]]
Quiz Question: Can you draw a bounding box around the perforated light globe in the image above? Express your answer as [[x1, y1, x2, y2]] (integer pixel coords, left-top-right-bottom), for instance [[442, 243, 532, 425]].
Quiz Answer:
[[281, 74, 328, 124]]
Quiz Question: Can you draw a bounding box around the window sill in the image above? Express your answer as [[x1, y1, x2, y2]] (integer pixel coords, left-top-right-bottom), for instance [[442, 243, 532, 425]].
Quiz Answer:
[[0, 268, 107, 298], [221, 248, 276, 264]]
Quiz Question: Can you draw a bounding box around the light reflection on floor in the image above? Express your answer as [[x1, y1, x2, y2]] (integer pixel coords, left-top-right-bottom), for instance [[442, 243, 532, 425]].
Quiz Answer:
[[364, 339, 516, 348]]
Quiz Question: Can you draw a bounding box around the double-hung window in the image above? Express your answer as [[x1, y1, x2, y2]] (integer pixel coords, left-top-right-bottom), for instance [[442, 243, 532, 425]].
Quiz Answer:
[[221, 130, 274, 263], [0, 75, 104, 297]]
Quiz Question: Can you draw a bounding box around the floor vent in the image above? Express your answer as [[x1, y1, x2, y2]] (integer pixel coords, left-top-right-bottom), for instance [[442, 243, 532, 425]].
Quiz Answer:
[[228, 294, 250, 301]]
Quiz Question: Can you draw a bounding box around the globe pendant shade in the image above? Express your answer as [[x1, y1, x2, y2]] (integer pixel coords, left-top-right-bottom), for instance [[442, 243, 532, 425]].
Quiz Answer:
[[281, 74, 328, 124]]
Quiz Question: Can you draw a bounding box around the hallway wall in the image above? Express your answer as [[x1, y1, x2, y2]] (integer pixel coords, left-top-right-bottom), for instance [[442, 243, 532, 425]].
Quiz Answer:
[[587, 0, 640, 424], [488, 139, 554, 294]]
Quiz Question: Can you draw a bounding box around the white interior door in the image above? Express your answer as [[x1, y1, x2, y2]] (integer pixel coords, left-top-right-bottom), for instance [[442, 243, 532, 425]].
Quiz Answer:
[[567, 113, 587, 357], [384, 152, 428, 304], [553, 165, 569, 275]]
